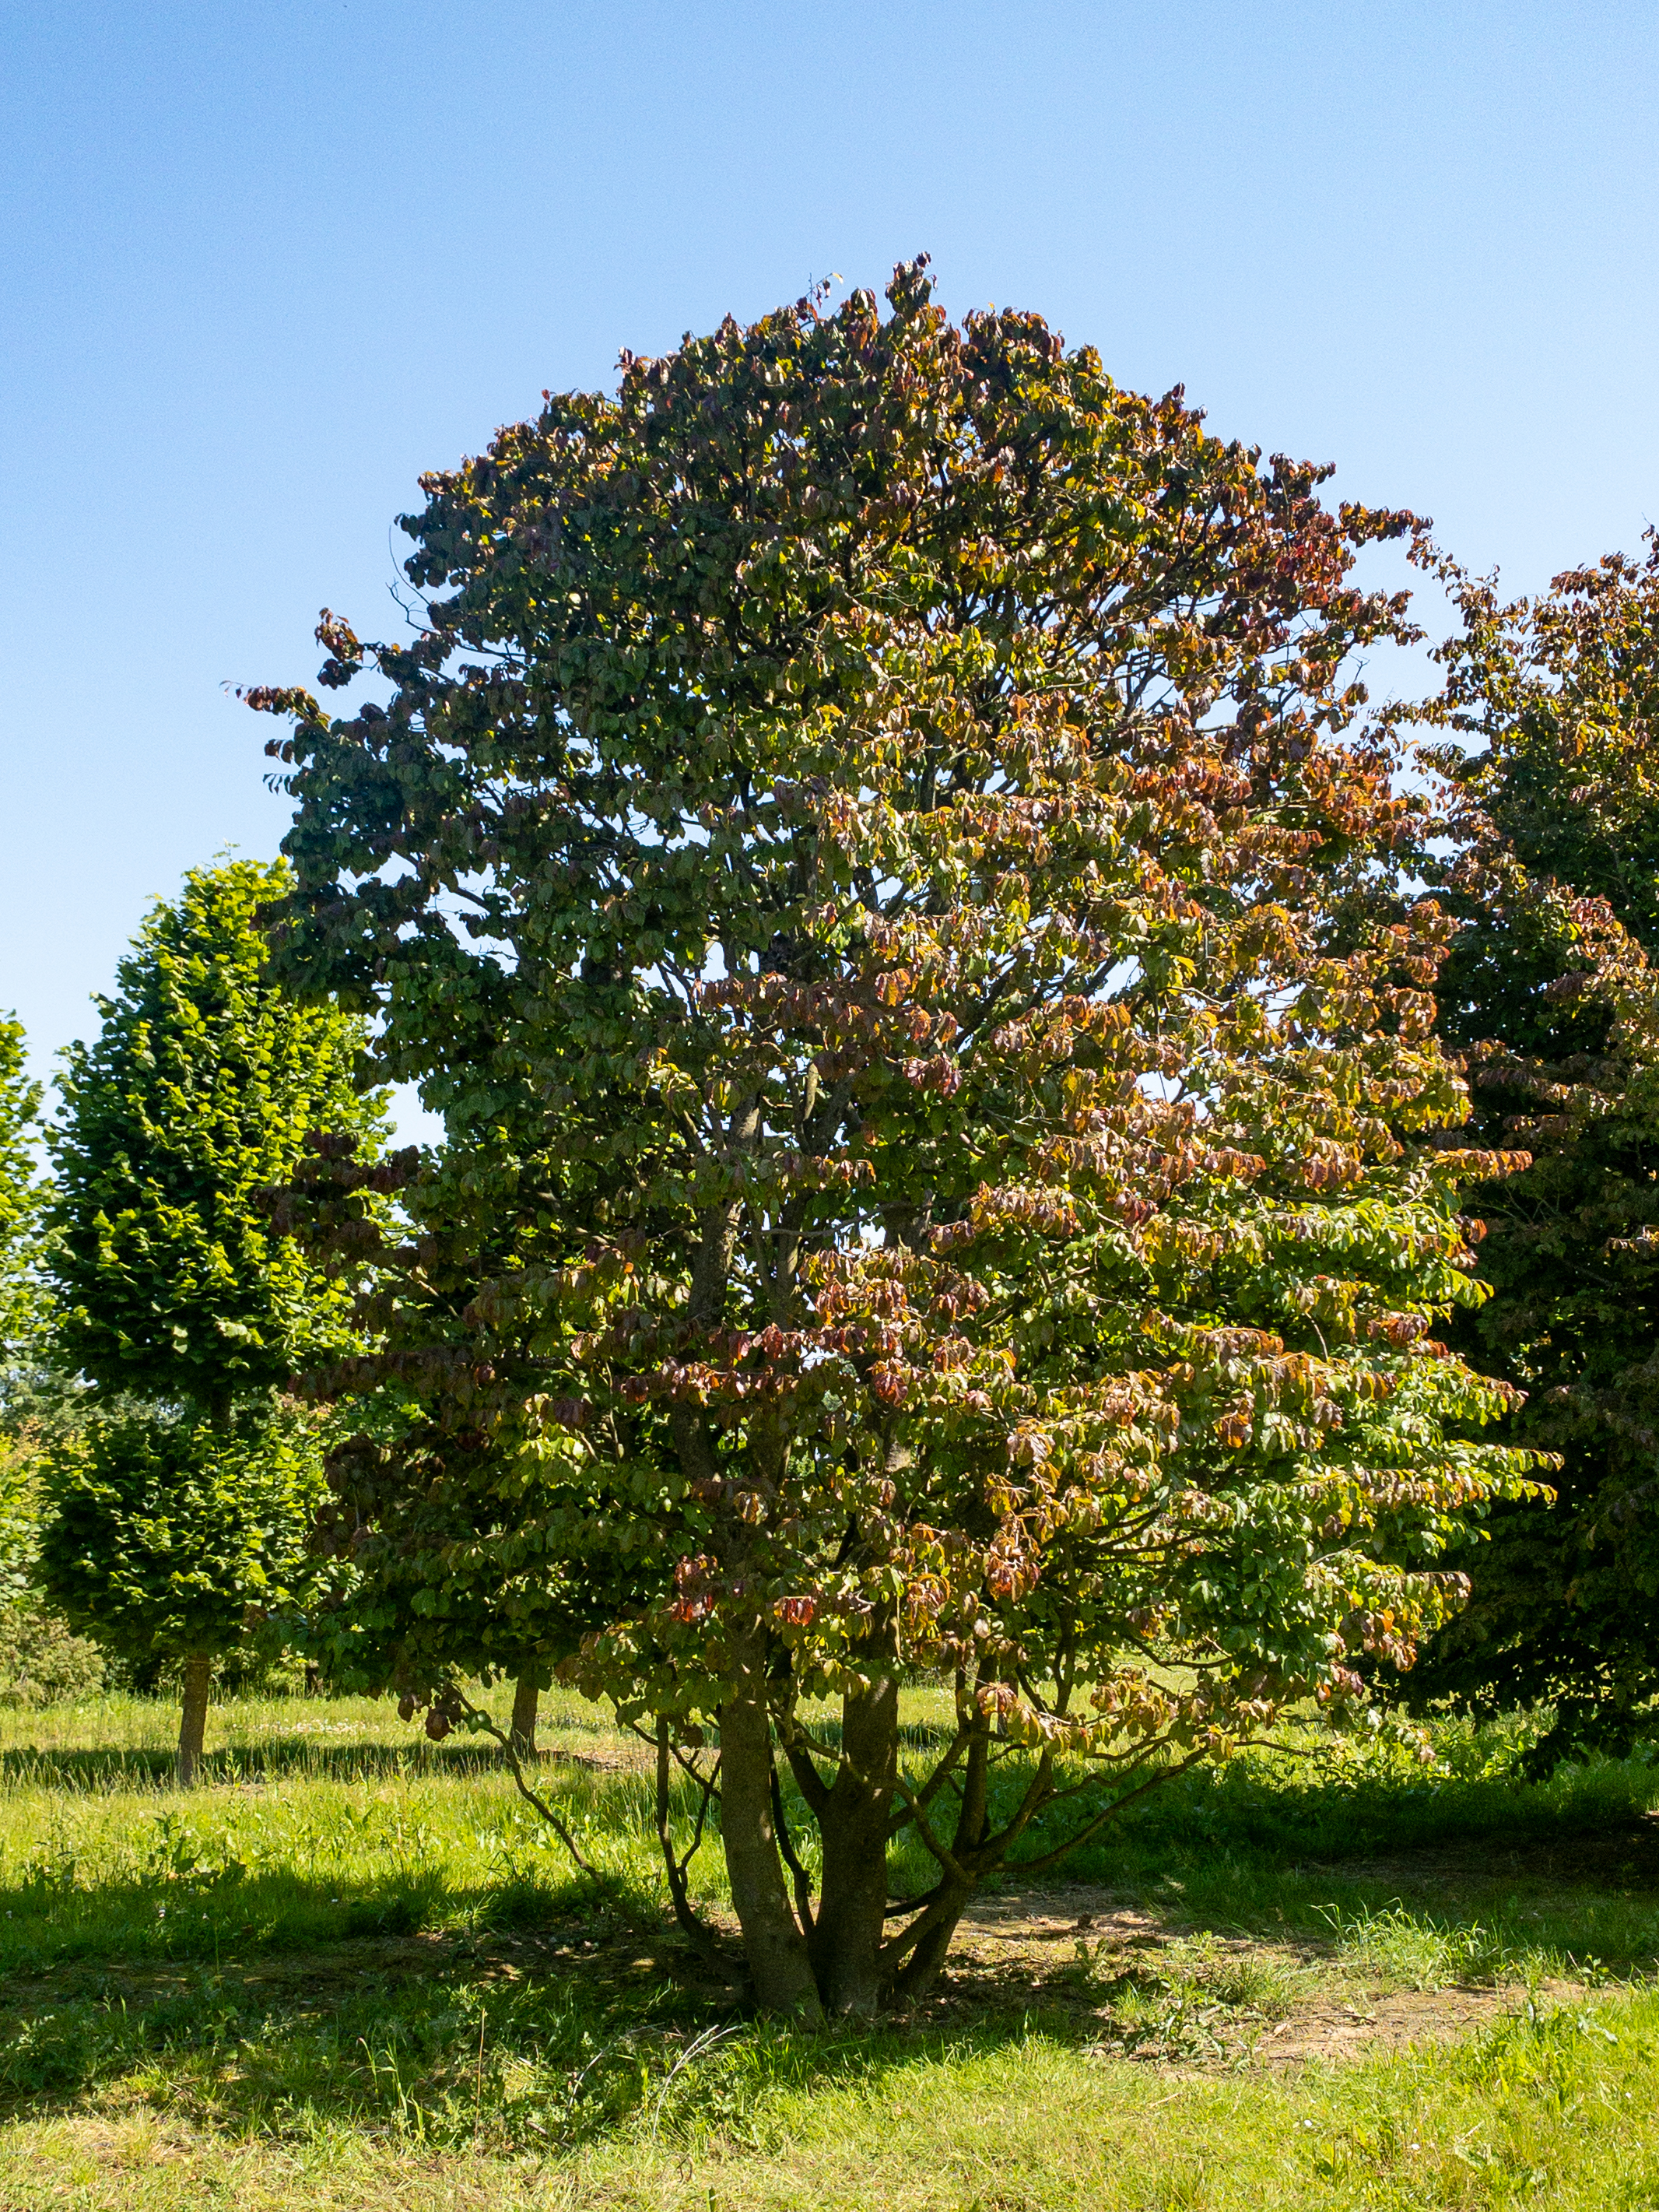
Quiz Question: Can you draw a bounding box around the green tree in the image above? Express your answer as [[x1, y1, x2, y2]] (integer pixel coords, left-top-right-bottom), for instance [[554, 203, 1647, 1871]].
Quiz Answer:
[[258, 266, 1541, 2015], [40, 1407, 318, 1763], [47, 859, 377, 1413], [0, 1017, 104, 1707], [40, 859, 384, 1778], [1402, 540, 1659, 1758], [0, 1013, 44, 1409]]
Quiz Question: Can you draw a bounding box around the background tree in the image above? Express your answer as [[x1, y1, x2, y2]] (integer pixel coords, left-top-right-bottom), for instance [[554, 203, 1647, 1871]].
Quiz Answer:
[[0, 1016, 101, 1707], [258, 267, 1540, 2017], [1403, 539, 1659, 1758], [47, 860, 379, 1411], [37, 1408, 314, 1751], [0, 1013, 44, 1410], [40, 859, 384, 1778], [276, 1131, 658, 1759]]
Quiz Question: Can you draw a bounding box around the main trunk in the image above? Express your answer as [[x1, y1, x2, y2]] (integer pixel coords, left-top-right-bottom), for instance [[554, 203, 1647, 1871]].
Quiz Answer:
[[177, 1652, 212, 1788], [509, 1673, 540, 1760], [719, 1627, 824, 2021], [808, 1670, 900, 2016]]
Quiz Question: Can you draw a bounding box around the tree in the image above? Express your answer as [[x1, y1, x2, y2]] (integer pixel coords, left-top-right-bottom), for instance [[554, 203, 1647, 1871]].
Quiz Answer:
[[0, 1013, 44, 1409], [38, 1408, 315, 1761], [257, 265, 1540, 2016], [47, 860, 378, 1413], [1401, 539, 1659, 1757], [0, 1017, 105, 1708], [40, 859, 384, 1779]]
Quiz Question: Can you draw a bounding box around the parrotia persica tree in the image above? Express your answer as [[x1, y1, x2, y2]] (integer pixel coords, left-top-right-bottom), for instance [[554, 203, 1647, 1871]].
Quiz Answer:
[[256, 265, 1542, 2017], [40, 860, 384, 1780], [1401, 540, 1659, 1758]]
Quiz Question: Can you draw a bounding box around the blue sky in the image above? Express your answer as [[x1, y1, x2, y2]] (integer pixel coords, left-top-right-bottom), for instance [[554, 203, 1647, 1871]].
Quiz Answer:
[[3, 0, 1657, 1135]]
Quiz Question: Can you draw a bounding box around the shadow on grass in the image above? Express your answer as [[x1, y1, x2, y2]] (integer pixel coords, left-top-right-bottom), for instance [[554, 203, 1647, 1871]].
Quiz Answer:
[[5, 1729, 1659, 2153], [1, 1863, 466, 1975], [0, 1892, 1067, 2153]]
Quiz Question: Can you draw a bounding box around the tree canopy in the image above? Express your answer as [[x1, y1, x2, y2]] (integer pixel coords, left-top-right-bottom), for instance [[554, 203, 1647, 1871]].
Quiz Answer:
[[1403, 540, 1659, 1756], [258, 265, 1542, 2016], [46, 859, 382, 1413], [0, 1013, 44, 1408]]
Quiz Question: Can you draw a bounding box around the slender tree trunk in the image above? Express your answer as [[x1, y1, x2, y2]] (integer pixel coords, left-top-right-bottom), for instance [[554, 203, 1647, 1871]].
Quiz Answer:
[[177, 1652, 212, 1788], [809, 1666, 900, 2016], [510, 1671, 540, 1760], [887, 1720, 992, 2003], [719, 1627, 824, 2021]]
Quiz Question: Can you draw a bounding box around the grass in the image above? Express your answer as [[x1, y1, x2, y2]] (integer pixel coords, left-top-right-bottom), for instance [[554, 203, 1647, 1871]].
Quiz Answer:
[[2, 1684, 1659, 2207]]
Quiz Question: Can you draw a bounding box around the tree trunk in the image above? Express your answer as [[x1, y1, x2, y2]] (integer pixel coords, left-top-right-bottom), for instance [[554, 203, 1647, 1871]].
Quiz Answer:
[[809, 1667, 900, 2016], [177, 1652, 212, 1788], [886, 1719, 991, 2003], [889, 1880, 974, 2001], [510, 1671, 540, 1760], [719, 1629, 824, 2021]]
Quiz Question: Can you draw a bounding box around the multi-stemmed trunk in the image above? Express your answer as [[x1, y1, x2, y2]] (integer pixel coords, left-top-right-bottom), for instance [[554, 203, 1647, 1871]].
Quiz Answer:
[[713, 1639, 992, 2019], [790, 1666, 901, 2017], [176, 1652, 212, 1787], [679, 1189, 991, 2014]]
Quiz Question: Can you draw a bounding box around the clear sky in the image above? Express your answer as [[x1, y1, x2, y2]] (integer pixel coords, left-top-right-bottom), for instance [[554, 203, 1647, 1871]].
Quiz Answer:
[[3, 0, 1657, 1133]]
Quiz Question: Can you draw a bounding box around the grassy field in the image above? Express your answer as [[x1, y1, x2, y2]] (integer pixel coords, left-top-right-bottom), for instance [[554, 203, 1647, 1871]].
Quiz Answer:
[[3, 1687, 1659, 2208]]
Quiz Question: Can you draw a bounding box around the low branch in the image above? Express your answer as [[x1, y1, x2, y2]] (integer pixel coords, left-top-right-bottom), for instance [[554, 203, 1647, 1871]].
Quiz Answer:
[[998, 1748, 1209, 1877], [447, 1686, 595, 1876], [886, 1722, 972, 1838], [654, 1717, 726, 1967], [770, 1759, 816, 1938]]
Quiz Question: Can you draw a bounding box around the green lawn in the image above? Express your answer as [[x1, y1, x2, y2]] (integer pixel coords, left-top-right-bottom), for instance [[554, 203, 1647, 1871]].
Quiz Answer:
[[4, 1687, 1659, 2208]]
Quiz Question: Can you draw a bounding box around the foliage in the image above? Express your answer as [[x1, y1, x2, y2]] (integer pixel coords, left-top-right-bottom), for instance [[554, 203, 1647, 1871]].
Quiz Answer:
[[0, 1424, 40, 1617], [254, 264, 1543, 2016], [308, 1412, 647, 1708], [0, 1428, 103, 1708], [44, 859, 384, 1413], [0, 1593, 104, 1708], [37, 1403, 325, 1670], [287, 1148, 662, 1709], [1403, 537, 1659, 1757], [0, 1013, 44, 1410]]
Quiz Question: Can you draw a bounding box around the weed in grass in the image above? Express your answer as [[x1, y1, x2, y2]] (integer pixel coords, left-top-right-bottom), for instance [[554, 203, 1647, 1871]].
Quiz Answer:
[[1314, 1897, 1524, 1989]]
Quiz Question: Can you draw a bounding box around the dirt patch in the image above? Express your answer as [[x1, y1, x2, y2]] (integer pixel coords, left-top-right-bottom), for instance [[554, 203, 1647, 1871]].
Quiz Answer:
[[902, 1882, 1588, 2067], [1247, 1984, 1521, 2065]]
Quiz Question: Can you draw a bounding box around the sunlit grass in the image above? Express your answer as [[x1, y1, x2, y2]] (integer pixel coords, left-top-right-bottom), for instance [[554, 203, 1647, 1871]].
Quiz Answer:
[[4, 1989, 1659, 2207], [4, 1686, 1659, 2205]]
